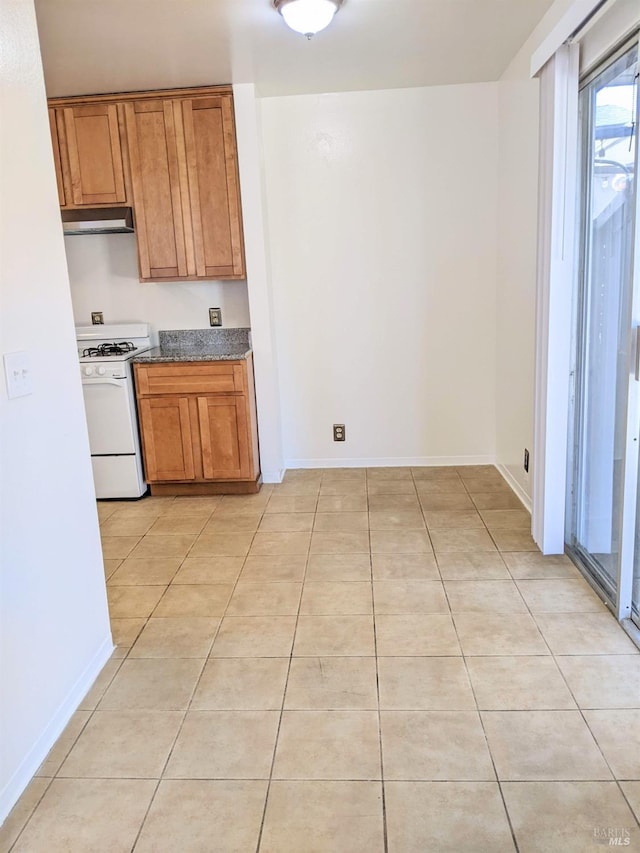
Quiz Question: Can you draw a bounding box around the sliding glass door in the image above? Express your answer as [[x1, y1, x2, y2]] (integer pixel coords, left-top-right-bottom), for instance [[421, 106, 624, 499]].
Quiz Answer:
[[570, 39, 640, 617]]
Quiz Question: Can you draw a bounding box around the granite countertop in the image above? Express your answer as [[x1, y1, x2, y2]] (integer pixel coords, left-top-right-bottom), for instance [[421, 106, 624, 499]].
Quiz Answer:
[[132, 328, 252, 363]]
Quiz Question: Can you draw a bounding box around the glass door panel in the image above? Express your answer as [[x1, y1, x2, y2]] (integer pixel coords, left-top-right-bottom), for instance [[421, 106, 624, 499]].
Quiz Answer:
[[571, 44, 638, 603]]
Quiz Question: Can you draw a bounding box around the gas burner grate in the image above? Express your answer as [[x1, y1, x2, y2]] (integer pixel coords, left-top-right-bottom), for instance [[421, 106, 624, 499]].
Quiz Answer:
[[82, 341, 138, 358]]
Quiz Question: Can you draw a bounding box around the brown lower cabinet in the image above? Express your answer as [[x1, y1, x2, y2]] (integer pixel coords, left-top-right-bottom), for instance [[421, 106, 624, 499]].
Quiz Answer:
[[134, 357, 260, 495]]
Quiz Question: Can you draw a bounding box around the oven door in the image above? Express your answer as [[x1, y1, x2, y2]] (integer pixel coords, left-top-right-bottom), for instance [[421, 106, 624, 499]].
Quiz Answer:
[[81, 376, 137, 455]]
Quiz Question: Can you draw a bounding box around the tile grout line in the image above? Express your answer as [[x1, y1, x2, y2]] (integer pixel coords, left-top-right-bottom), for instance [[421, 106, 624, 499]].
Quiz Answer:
[[530, 602, 640, 814], [106, 496, 222, 650], [15, 473, 640, 848], [16, 772, 636, 783], [109, 497, 233, 663], [11, 484, 409, 846], [465, 474, 638, 836], [367, 470, 389, 853], [254, 475, 318, 853], [472, 472, 555, 848], [544, 656, 640, 833], [105, 499, 221, 663], [119, 499, 222, 852], [445, 471, 521, 853], [411, 471, 436, 561], [128, 775, 165, 851], [148, 495, 253, 626], [128, 492, 268, 850], [68, 496, 187, 853], [7, 777, 55, 853], [89, 501, 191, 788]]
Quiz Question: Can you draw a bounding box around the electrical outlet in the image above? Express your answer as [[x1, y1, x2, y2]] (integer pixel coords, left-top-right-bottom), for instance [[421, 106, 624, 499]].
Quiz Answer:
[[333, 424, 346, 442], [524, 448, 530, 473], [91, 311, 104, 325], [209, 308, 222, 327]]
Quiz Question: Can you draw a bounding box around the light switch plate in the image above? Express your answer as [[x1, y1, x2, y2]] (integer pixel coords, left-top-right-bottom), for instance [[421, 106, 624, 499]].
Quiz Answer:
[[4, 351, 32, 399]]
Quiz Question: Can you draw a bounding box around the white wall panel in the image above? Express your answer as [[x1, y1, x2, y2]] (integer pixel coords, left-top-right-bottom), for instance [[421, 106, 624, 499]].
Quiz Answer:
[[64, 234, 251, 340], [495, 77, 540, 506], [260, 84, 499, 467], [0, 0, 112, 821]]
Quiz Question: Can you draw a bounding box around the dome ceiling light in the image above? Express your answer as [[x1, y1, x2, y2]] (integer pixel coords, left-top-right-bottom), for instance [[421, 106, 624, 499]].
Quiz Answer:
[[274, 0, 344, 39]]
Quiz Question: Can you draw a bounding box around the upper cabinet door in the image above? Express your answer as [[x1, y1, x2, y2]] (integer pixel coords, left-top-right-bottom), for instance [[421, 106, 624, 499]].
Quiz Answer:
[[124, 100, 189, 281], [181, 95, 246, 279], [60, 104, 127, 205], [48, 109, 66, 207]]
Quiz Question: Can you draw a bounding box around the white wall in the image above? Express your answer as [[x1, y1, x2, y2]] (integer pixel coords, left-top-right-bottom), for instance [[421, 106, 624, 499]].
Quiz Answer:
[[493, 0, 632, 512], [493, 0, 582, 509], [64, 234, 251, 339], [0, 0, 112, 822], [495, 70, 540, 506], [260, 84, 500, 467], [234, 84, 286, 483]]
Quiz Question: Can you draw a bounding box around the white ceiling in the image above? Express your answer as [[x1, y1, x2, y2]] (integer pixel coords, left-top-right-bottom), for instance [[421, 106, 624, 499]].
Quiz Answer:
[[35, 0, 554, 99]]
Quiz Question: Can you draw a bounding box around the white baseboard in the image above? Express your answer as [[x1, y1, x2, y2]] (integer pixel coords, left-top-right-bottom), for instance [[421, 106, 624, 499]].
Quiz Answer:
[[0, 635, 114, 825], [496, 463, 532, 513], [261, 468, 285, 484], [284, 455, 496, 469]]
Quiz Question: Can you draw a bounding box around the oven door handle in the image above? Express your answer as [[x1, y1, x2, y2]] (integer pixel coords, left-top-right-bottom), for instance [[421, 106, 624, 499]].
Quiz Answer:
[[82, 377, 127, 387]]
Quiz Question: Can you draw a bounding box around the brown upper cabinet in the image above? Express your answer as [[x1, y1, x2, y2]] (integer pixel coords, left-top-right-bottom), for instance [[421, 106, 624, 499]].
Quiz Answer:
[[124, 99, 188, 280], [181, 96, 245, 280], [125, 93, 245, 281], [50, 103, 127, 207], [48, 86, 246, 282], [48, 108, 66, 207]]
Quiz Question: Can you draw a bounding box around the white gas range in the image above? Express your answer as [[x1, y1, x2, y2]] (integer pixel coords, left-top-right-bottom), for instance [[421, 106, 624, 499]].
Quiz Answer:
[[76, 323, 151, 499]]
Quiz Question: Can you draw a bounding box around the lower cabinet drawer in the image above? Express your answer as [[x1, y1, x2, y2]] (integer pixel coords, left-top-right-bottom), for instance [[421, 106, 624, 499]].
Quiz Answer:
[[135, 362, 245, 396]]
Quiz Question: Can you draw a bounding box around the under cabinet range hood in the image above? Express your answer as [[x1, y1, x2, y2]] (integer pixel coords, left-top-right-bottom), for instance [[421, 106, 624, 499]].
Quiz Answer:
[[61, 207, 134, 235]]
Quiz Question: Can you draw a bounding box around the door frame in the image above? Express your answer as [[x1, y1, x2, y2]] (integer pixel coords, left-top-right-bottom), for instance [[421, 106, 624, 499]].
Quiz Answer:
[[567, 35, 640, 621]]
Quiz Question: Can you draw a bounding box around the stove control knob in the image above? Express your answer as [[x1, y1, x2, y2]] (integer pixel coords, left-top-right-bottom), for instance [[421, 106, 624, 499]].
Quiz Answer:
[[97, 366, 106, 376], [84, 367, 93, 376]]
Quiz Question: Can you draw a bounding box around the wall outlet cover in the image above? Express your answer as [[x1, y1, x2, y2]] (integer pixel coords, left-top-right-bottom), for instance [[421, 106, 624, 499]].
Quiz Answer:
[[91, 312, 104, 325], [209, 308, 222, 327], [333, 424, 346, 442]]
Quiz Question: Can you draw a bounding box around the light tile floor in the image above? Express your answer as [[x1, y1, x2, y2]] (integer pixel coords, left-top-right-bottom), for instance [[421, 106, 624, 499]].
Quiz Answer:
[[4, 466, 640, 852]]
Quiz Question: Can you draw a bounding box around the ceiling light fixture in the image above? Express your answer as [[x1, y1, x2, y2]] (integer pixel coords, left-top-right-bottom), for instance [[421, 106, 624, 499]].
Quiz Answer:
[[274, 0, 343, 39]]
